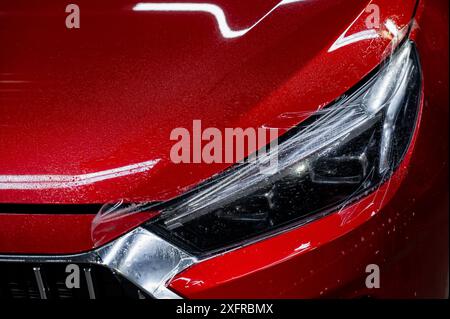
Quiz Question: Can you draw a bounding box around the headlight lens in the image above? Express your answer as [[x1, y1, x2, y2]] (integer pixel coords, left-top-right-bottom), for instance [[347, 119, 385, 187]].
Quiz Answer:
[[146, 41, 422, 255]]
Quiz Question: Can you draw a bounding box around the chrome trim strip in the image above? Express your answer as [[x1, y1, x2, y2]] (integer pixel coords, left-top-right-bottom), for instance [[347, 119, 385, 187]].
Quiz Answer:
[[97, 228, 196, 299], [33, 267, 47, 299], [0, 227, 196, 299]]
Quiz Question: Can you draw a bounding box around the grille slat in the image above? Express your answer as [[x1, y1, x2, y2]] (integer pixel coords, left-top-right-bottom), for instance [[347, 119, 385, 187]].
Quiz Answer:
[[83, 268, 96, 299], [33, 267, 47, 299]]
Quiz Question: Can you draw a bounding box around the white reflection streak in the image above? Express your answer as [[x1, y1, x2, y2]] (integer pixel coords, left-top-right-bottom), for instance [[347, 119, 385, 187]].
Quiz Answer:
[[328, 29, 379, 52], [294, 241, 311, 252], [133, 0, 305, 38], [328, 6, 379, 52], [0, 159, 160, 190], [384, 19, 399, 37]]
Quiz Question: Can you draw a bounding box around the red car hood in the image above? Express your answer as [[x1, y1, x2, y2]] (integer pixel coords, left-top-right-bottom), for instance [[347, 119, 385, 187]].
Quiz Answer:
[[0, 0, 416, 204]]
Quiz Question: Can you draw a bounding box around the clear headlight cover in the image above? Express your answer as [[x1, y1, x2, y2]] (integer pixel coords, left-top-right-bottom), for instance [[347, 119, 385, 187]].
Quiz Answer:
[[146, 41, 422, 255]]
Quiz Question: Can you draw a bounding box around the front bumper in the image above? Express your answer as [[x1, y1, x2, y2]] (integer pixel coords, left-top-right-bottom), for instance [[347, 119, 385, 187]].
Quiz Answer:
[[0, 227, 193, 299]]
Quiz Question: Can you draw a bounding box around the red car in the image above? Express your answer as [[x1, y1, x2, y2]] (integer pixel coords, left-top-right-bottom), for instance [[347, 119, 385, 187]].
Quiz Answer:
[[0, 0, 448, 299]]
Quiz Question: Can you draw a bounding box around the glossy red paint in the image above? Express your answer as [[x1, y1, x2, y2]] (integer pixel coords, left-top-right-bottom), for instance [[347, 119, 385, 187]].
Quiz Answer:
[[0, 0, 415, 204], [0, 210, 158, 254], [0, 0, 447, 298], [0, 0, 417, 251], [168, 0, 449, 298]]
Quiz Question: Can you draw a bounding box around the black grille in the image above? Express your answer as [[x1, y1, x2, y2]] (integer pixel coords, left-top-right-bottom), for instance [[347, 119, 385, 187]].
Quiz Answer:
[[0, 262, 149, 299]]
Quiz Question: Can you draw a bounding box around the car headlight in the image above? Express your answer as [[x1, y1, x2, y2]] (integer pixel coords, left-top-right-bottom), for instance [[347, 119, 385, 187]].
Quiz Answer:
[[145, 40, 422, 256]]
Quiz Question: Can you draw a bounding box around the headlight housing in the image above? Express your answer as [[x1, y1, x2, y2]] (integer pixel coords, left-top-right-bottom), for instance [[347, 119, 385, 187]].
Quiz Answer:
[[146, 40, 422, 256]]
